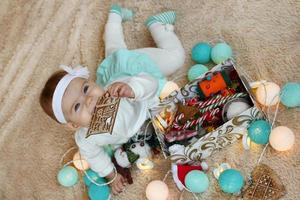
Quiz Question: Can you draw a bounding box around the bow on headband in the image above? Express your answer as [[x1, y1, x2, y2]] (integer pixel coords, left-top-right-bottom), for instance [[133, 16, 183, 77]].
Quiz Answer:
[[60, 64, 90, 79]]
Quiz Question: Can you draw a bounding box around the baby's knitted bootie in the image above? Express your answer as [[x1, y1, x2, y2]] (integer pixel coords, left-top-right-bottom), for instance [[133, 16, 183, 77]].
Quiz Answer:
[[110, 4, 134, 22], [145, 11, 176, 28]]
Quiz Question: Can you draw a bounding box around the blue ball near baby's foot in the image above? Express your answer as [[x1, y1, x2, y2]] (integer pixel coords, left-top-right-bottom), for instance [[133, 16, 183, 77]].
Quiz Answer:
[[88, 178, 111, 200], [191, 42, 212, 64], [57, 166, 79, 187]]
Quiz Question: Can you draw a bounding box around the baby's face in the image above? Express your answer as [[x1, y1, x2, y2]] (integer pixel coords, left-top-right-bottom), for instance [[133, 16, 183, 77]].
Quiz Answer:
[[61, 78, 105, 127]]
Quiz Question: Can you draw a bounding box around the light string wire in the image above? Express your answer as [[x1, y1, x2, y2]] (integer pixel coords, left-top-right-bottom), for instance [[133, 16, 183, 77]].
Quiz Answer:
[[59, 146, 118, 187], [256, 88, 281, 165]]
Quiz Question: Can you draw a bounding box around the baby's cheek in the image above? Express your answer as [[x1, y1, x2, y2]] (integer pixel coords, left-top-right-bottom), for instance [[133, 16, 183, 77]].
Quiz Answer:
[[80, 109, 92, 126], [91, 85, 105, 97]]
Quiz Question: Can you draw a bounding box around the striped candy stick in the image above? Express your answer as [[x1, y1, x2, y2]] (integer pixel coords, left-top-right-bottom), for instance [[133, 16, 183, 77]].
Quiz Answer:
[[196, 94, 223, 109], [178, 107, 220, 130], [184, 95, 222, 108], [199, 93, 247, 113], [173, 95, 223, 130]]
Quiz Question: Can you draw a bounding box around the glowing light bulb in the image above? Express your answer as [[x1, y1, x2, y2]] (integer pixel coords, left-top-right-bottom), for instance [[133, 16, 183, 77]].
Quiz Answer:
[[136, 158, 154, 170], [73, 151, 89, 171], [269, 126, 295, 151], [160, 81, 179, 100], [146, 180, 169, 200]]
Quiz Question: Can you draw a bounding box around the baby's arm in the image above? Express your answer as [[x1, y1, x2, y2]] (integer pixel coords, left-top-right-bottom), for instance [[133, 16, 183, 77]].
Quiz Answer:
[[108, 73, 159, 101], [79, 145, 127, 194]]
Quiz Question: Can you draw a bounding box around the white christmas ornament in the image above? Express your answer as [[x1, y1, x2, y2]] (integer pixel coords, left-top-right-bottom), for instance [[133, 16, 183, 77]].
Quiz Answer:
[[269, 126, 295, 151], [256, 82, 280, 106], [146, 180, 169, 200]]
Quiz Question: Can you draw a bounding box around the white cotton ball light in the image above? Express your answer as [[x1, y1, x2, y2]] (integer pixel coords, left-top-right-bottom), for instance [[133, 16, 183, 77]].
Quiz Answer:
[[146, 180, 169, 200], [255, 82, 280, 106], [269, 126, 295, 151], [73, 151, 89, 171], [160, 81, 179, 99]]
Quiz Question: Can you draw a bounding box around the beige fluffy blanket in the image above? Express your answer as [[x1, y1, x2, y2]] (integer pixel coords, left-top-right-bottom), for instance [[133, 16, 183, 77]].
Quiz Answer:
[[0, 0, 299, 199]]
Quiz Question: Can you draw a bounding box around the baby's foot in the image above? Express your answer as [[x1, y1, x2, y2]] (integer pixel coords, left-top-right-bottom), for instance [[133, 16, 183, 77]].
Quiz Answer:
[[110, 4, 134, 22], [145, 11, 176, 28]]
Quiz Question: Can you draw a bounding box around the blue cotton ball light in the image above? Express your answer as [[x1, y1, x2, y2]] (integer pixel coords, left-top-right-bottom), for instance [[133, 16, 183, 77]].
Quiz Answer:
[[211, 43, 233, 64], [191, 42, 212, 64], [88, 178, 111, 200], [218, 169, 244, 193], [184, 170, 209, 193], [247, 120, 271, 144], [280, 82, 300, 108], [57, 166, 79, 187], [188, 64, 209, 81]]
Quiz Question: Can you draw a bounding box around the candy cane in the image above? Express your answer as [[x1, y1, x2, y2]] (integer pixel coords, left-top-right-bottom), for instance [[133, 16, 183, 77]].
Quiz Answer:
[[199, 93, 247, 113], [174, 113, 185, 123], [179, 108, 220, 130], [196, 95, 223, 109]]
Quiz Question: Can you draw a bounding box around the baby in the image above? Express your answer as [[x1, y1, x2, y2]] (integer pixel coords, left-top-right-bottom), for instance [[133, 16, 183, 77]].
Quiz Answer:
[[40, 4, 185, 195]]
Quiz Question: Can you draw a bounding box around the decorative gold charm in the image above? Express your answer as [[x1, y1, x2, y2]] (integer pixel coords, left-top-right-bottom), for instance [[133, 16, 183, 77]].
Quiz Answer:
[[86, 93, 120, 138], [243, 164, 286, 200]]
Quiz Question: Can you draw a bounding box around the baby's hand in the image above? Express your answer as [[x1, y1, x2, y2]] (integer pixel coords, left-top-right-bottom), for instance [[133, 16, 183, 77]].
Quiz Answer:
[[107, 172, 127, 195], [107, 82, 135, 98]]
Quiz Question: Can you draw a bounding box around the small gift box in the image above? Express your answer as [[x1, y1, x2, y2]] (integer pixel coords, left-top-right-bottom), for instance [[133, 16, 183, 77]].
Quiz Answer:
[[149, 59, 264, 164]]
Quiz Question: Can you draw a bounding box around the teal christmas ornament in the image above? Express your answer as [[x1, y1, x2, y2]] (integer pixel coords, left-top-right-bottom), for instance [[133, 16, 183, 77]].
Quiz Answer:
[[184, 170, 209, 193], [57, 166, 79, 187], [211, 43, 233, 64], [218, 169, 244, 193], [191, 42, 212, 64], [248, 120, 271, 144], [280, 82, 300, 108], [83, 169, 100, 186], [88, 178, 111, 200], [187, 64, 209, 81]]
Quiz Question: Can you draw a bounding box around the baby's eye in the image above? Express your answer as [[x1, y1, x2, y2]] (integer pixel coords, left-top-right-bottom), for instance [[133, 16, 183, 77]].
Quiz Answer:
[[74, 103, 80, 112], [83, 85, 89, 94]]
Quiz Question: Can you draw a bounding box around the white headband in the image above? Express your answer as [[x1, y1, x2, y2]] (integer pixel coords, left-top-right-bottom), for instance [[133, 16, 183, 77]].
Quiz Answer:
[[52, 65, 90, 124]]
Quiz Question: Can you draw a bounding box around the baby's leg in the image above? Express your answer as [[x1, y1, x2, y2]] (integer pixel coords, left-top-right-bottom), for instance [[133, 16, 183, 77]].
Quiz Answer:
[[134, 11, 185, 76], [104, 5, 134, 57]]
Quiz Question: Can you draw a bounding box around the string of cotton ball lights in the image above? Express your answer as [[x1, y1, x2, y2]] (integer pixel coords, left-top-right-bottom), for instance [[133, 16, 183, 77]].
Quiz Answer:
[[58, 146, 115, 200], [243, 81, 296, 155]]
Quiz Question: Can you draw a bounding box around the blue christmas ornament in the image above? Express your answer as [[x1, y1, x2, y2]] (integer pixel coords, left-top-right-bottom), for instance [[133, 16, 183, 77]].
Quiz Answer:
[[83, 169, 100, 186], [280, 82, 300, 108], [88, 178, 111, 200], [57, 166, 79, 187], [218, 169, 244, 193], [211, 43, 233, 64], [184, 170, 209, 193], [187, 64, 209, 81], [191, 42, 212, 64], [248, 120, 271, 144]]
